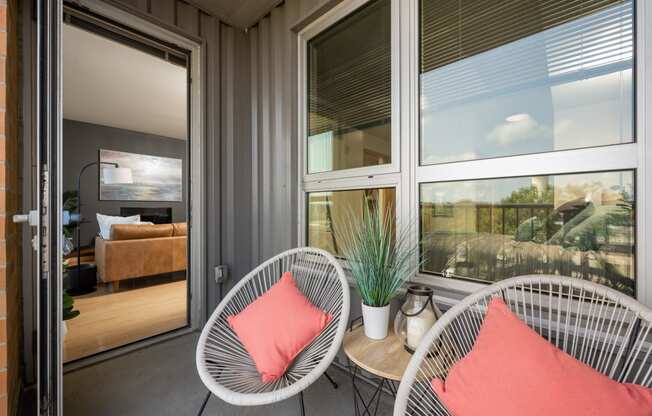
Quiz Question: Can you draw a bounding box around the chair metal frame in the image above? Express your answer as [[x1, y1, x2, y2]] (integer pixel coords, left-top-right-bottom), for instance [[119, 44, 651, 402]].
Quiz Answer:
[[196, 247, 350, 414], [394, 275, 652, 416]]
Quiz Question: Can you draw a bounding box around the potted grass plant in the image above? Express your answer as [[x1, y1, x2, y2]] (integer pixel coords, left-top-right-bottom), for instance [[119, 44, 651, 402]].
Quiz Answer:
[[337, 202, 420, 340]]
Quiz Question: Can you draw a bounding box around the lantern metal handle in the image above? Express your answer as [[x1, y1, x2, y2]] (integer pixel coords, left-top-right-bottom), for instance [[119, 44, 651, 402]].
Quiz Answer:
[[398, 286, 441, 318]]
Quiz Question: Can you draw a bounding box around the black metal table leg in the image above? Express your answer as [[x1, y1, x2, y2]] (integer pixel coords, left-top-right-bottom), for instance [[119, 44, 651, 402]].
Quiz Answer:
[[197, 390, 211, 416], [299, 391, 306, 416], [324, 371, 339, 389], [388, 380, 397, 398], [346, 358, 393, 416]]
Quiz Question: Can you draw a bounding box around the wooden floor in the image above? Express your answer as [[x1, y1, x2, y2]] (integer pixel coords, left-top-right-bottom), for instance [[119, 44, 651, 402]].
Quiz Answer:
[[64, 280, 188, 363]]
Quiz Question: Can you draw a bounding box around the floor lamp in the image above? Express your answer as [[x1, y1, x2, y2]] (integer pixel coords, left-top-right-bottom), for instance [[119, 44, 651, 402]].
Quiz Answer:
[[68, 162, 133, 295]]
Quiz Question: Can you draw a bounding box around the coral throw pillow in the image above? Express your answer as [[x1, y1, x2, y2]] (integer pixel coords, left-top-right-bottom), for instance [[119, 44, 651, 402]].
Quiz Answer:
[[431, 297, 652, 416], [228, 272, 332, 383]]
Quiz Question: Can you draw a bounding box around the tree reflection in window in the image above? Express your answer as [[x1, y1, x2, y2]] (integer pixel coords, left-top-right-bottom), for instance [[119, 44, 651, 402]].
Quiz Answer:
[[420, 172, 635, 296]]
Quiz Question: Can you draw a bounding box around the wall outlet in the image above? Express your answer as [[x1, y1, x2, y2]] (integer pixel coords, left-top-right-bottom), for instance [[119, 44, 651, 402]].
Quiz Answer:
[[214, 265, 229, 283]]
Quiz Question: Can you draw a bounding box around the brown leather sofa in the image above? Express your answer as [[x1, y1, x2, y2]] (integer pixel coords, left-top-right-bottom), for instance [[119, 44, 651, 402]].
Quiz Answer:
[[95, 222, 187, 283]]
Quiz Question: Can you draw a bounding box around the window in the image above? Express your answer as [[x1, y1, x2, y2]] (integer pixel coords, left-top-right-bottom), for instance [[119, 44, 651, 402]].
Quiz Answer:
[[300, 0, 649, 303], [416, 0, 639, 297], [420, 171, 635, 296], [420, 0, 634, 165], [307, 0, 392, 174], [308, 188, 396, 256], [300, 0, 398, 258]]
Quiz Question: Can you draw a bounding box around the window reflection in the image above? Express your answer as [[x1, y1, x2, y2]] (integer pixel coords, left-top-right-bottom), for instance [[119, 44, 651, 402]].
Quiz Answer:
[[307, 0, 391, 173], [420, 171, 635, 296], [308, 188, 395, 256], [420, 1, 634, 165]]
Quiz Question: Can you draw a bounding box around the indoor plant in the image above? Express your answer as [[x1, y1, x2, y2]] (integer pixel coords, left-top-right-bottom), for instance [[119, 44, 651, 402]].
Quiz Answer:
[[337, 202, 420, 340], [62, 190, 78, 255]]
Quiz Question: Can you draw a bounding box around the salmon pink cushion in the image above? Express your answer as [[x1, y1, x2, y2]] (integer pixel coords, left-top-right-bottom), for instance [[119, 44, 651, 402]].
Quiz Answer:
[[228, 272, 332, 383], [431, 298, 652, 416]]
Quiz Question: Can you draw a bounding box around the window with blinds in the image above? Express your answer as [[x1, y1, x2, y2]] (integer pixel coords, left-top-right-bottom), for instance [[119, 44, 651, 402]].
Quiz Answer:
[[307, 0, 391, 174], [419, 0, 634, 165], [418, 0, 639, 295], [421, 0, 627, 74]]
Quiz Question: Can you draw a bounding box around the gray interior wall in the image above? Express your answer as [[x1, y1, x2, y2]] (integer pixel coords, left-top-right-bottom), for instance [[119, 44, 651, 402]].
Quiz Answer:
[[62, 119, 187, 246]]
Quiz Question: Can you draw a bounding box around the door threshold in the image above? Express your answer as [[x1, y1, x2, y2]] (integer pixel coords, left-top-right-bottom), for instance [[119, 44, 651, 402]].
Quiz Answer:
[[62, 326, 196, 373]]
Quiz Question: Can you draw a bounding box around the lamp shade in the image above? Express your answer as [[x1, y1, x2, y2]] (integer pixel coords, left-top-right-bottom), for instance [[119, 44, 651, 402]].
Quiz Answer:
[[102, 167, 133, 185]]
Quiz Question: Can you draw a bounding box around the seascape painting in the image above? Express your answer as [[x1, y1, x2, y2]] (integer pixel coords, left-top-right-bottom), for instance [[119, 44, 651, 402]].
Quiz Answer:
[[99, 149, 183, 201]]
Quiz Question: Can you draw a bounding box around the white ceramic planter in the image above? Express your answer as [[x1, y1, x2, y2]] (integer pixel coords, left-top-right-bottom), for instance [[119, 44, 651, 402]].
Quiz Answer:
[[361, 303, 390, 340], [62, 320, 68, 341]]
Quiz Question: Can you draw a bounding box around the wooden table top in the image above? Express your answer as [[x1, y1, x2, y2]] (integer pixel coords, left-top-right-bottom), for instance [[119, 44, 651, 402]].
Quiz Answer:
[[342, 324, 413, 381]]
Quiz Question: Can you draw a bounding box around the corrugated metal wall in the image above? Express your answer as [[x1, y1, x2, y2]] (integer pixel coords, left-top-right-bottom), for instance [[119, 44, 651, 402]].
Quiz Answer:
[[246, 0, 365, 331], [249, 0, 333, 264], [220, 24, 254, 291], [109, 0, 231, 312], [109, 0, 339, 303]]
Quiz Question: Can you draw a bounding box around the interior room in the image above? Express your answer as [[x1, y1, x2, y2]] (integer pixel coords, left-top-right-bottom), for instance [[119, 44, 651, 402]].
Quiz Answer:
[[61, 18, 189, 363], [0, 0, 651, 415]]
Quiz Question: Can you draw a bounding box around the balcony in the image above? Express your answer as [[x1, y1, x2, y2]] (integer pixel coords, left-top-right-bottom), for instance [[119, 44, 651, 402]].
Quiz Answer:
[[3, 0, 652, 415]]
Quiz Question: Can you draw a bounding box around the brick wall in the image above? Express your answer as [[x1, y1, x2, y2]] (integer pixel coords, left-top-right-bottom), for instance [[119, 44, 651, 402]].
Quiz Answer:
[[0, 0, 21, 415]]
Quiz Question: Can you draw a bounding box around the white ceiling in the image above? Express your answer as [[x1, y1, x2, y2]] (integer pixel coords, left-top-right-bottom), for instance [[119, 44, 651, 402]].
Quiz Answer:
[[63, 24, 187, 140], [192, 0, 281, 28]]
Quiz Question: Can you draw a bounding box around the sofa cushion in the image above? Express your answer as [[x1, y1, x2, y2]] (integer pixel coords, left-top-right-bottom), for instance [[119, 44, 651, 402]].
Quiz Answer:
[[97, 213, 140, 239], [227, 272, 332, 383], [172, 222, 187, 236], [431, 297, 652, 416], [110, 223, 174, 240]]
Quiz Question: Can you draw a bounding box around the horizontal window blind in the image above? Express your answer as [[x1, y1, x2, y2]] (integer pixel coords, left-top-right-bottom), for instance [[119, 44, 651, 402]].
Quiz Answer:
[[421, 0, 626, 74], [421, 0, 633, 110], [308, 0, 390, 137]]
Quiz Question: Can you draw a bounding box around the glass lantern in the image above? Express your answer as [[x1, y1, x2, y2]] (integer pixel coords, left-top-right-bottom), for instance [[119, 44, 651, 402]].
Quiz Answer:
[[394, 285, 442, 353]]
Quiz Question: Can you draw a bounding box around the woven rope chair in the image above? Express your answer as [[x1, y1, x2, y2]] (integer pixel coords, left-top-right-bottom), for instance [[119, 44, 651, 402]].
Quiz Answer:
[[196, 247, 350, 415], [394, 275, 652, 416]]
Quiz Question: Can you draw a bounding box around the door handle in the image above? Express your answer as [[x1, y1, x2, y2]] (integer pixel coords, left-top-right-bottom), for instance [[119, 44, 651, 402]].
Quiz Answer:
[[13, 210, 39, 251], [13, 210, 39, 226]]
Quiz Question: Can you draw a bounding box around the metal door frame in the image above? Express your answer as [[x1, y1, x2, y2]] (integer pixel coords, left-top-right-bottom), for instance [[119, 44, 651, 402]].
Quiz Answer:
[[35, 0, 63, 414]]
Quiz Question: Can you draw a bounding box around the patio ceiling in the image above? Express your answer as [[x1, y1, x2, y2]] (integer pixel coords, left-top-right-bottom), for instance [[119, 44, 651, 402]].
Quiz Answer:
[[190, 0, 282, 29]]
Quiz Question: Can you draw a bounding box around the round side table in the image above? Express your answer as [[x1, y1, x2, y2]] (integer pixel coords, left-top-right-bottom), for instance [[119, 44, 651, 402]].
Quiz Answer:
[[343, 320, 412, 416]]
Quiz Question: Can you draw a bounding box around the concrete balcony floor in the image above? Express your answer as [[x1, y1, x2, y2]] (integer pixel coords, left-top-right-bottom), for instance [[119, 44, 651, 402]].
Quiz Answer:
[[62, 333, 394, 416]]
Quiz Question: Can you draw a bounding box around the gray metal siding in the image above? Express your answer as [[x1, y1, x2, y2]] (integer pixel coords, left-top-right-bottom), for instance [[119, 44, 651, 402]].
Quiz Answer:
[[247, 0, 334, 263], [111, 0, 340, 303], [176, 2, 199, 36], [250, 0, 301, 264], [220, 24, 254, 291], [149, 0, 175, 24], [199, 12, 223, 314], [110, 0, 233, 313]]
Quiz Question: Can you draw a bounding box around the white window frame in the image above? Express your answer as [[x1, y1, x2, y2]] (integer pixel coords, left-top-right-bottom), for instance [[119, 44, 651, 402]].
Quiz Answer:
[[298, 0, 401, 184], [297, 0, 404, 248], [299, 0, 652, 307]]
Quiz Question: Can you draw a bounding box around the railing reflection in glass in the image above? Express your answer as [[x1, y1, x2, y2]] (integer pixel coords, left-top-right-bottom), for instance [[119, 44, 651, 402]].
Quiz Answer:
[[420, 171, 635, 296]]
